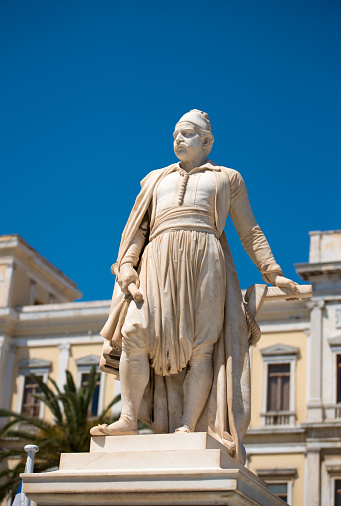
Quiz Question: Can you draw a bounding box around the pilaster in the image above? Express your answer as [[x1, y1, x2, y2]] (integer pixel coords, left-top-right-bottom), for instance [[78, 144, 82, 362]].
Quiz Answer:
[[304, 446, 321, 506], [306, 299, 325, 422], [57, 343, 71, 390], [0, 335, 13, 408]]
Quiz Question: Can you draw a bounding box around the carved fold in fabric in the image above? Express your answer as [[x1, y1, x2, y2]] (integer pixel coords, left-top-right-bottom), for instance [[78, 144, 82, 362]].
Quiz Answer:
[[121, 228, 226, 376], [120, 213, 149, 267], [258, 262, 283, 284], [149, 205, 219, 240]]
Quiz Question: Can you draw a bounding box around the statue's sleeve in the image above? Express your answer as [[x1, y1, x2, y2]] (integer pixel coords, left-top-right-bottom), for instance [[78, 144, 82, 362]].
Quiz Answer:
[[120, 211, 150, 267], [229, 171, 283, 283]]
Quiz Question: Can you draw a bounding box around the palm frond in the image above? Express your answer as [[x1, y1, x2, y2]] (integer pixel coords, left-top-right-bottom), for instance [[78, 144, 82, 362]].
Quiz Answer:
[[64, 370, 77, 394], [98, 393, 121, 420], [0, 368, 123, 500]]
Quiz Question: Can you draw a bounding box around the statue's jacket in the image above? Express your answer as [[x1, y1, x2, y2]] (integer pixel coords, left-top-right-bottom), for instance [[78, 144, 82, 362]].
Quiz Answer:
[[101, 160, 282, 464]]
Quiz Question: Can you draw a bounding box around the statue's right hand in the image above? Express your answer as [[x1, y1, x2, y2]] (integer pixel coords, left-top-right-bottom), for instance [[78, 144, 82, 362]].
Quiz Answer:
[[118, 263, 140, 295]]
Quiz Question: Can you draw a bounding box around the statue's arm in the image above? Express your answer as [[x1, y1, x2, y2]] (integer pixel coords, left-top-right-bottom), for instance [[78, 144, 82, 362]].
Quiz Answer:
[[121, 212, 149, 267], [118, 212, 149, 294], [229, 171, 297, 291]]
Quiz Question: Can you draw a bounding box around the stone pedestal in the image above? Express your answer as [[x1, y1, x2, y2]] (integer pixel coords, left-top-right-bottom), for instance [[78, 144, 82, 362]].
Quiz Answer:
[[22, 433, 284, 505]]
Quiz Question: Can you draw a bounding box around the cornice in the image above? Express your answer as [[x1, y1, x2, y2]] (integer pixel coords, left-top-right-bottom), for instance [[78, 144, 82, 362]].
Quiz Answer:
[[75, 355, 100, 366], [327, 333, 341, 347], [260, 344, 299, 356], [19, 358, 52, 369], [295, 260, 341, 280], [0, 301, 111, 336], [0, 234, 81, 299]]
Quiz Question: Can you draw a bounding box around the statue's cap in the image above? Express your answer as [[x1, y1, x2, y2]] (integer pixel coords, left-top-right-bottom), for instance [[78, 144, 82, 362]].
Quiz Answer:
[[176, 109, 211, 132]]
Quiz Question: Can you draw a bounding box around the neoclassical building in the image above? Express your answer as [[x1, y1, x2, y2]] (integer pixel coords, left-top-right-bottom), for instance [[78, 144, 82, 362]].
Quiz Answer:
[[0, 230, 341, 505]]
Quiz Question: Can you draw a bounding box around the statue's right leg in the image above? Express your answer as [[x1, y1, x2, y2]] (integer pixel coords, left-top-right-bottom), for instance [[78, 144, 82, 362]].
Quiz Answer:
[[90, 349, 149, 436]]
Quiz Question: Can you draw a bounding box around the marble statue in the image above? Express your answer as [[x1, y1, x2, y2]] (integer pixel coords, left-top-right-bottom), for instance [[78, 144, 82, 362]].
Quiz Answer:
[[90, 109, 300, 464]]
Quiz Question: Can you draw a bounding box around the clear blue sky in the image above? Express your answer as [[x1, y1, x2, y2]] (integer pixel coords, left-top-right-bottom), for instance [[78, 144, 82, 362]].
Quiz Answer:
[[1, 0, 340, 301]]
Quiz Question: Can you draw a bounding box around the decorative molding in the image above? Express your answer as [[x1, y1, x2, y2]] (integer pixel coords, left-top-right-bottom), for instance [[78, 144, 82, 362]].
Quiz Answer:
[[75, 355, 100, 367], [328, 334, 341, 347], [259, 322, 309, 333], [19, 358, 51, 369], [306, 299, 325, 310], [245, 444, 306, 455], [260, 344, 299, 357], [13, 334, 104, 348], [57, 343, 71, 352], [326, 464, 341, 476], [256, 468, 297, 479]]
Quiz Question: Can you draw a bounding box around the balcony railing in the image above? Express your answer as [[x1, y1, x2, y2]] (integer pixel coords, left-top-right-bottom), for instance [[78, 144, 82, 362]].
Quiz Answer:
[[323, 404, 341, 420], [261, 411, 295, 427]]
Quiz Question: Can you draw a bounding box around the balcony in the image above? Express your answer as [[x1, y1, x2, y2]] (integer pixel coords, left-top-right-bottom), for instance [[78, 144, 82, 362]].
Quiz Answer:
[[323, 404, 341, 421], [261, 411, 295, 427]]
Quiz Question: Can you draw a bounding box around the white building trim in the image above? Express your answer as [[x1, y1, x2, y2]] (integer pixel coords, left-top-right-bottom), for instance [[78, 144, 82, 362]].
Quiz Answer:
[[14, 335, 104, 348], [306, 299, 325, 422], [245, 444, 306, 455], [57, 343, 71, 390]]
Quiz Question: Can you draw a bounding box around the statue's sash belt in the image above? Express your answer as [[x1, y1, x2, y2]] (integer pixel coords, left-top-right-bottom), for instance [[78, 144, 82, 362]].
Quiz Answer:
[[149, 205, 219, 240]]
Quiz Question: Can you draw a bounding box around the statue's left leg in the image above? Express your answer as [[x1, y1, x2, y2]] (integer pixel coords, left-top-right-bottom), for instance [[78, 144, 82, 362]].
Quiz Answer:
[[175, 345, 214, 433]]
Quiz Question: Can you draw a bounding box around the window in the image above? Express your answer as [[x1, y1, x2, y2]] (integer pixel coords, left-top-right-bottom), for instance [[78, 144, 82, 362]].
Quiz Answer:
[[325, 465, 341, 504], [21, 375, 42, 418], [336, 480, 341, 506], [257, 468, 295, 505], [326, 336, 341, 420], [17, 359, 51, 419], [75, 355, 105, 417], [267, 364, 290, 412], [260, 344, 298, 426], [337, 355, 341, 403], [267, 482, 288, 502], [80, 371, 101, 416]]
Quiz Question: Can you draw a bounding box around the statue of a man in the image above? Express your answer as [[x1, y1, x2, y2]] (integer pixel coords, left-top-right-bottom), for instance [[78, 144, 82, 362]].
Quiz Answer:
[[91, 110, 298, 464]]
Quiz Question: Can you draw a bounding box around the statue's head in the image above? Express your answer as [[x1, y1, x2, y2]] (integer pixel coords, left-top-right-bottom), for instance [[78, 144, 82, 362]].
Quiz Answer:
[[173, 109, 214, 163]]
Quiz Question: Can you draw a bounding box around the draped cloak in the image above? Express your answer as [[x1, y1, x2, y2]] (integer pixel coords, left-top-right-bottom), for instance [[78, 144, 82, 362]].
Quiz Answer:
[[100, 160, 281, 465]]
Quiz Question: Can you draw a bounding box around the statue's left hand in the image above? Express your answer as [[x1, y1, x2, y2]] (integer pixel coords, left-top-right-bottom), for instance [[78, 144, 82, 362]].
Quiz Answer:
[[270, 275, 300, 294]]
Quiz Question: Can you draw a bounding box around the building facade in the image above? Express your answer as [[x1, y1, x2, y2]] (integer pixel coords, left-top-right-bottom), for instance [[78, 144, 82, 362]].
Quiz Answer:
[[1, 231, 341, 505], [245, 229, 341, 505]]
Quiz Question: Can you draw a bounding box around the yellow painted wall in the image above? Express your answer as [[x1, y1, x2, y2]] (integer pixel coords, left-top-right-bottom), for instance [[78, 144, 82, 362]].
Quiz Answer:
[[250, 331, 307, 428], [248, 453, 305, 506]]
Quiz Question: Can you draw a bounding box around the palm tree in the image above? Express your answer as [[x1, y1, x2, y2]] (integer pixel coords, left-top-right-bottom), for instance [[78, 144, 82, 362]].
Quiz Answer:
[[0, 367, 136, 502]]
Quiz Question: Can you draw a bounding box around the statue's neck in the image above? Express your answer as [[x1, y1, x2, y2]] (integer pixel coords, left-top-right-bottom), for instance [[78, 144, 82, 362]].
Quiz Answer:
[[179, 155, 207, 173]]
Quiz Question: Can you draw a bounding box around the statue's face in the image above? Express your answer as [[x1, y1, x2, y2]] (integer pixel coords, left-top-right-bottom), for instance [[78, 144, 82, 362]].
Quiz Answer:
[[173, 121, 205, 162]]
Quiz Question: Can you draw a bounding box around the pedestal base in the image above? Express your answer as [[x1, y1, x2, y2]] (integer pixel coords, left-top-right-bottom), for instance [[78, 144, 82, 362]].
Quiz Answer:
[[22, 433, 285, 505]]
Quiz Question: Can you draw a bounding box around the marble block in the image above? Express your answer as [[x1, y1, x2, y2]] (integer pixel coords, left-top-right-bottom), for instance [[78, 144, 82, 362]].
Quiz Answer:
[[22, 433, 285, 505]]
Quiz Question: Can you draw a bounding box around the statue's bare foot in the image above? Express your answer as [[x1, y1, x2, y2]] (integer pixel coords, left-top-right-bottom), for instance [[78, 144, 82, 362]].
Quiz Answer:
[[90, 418, 139, 436], [174, 424, 192, 433]]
